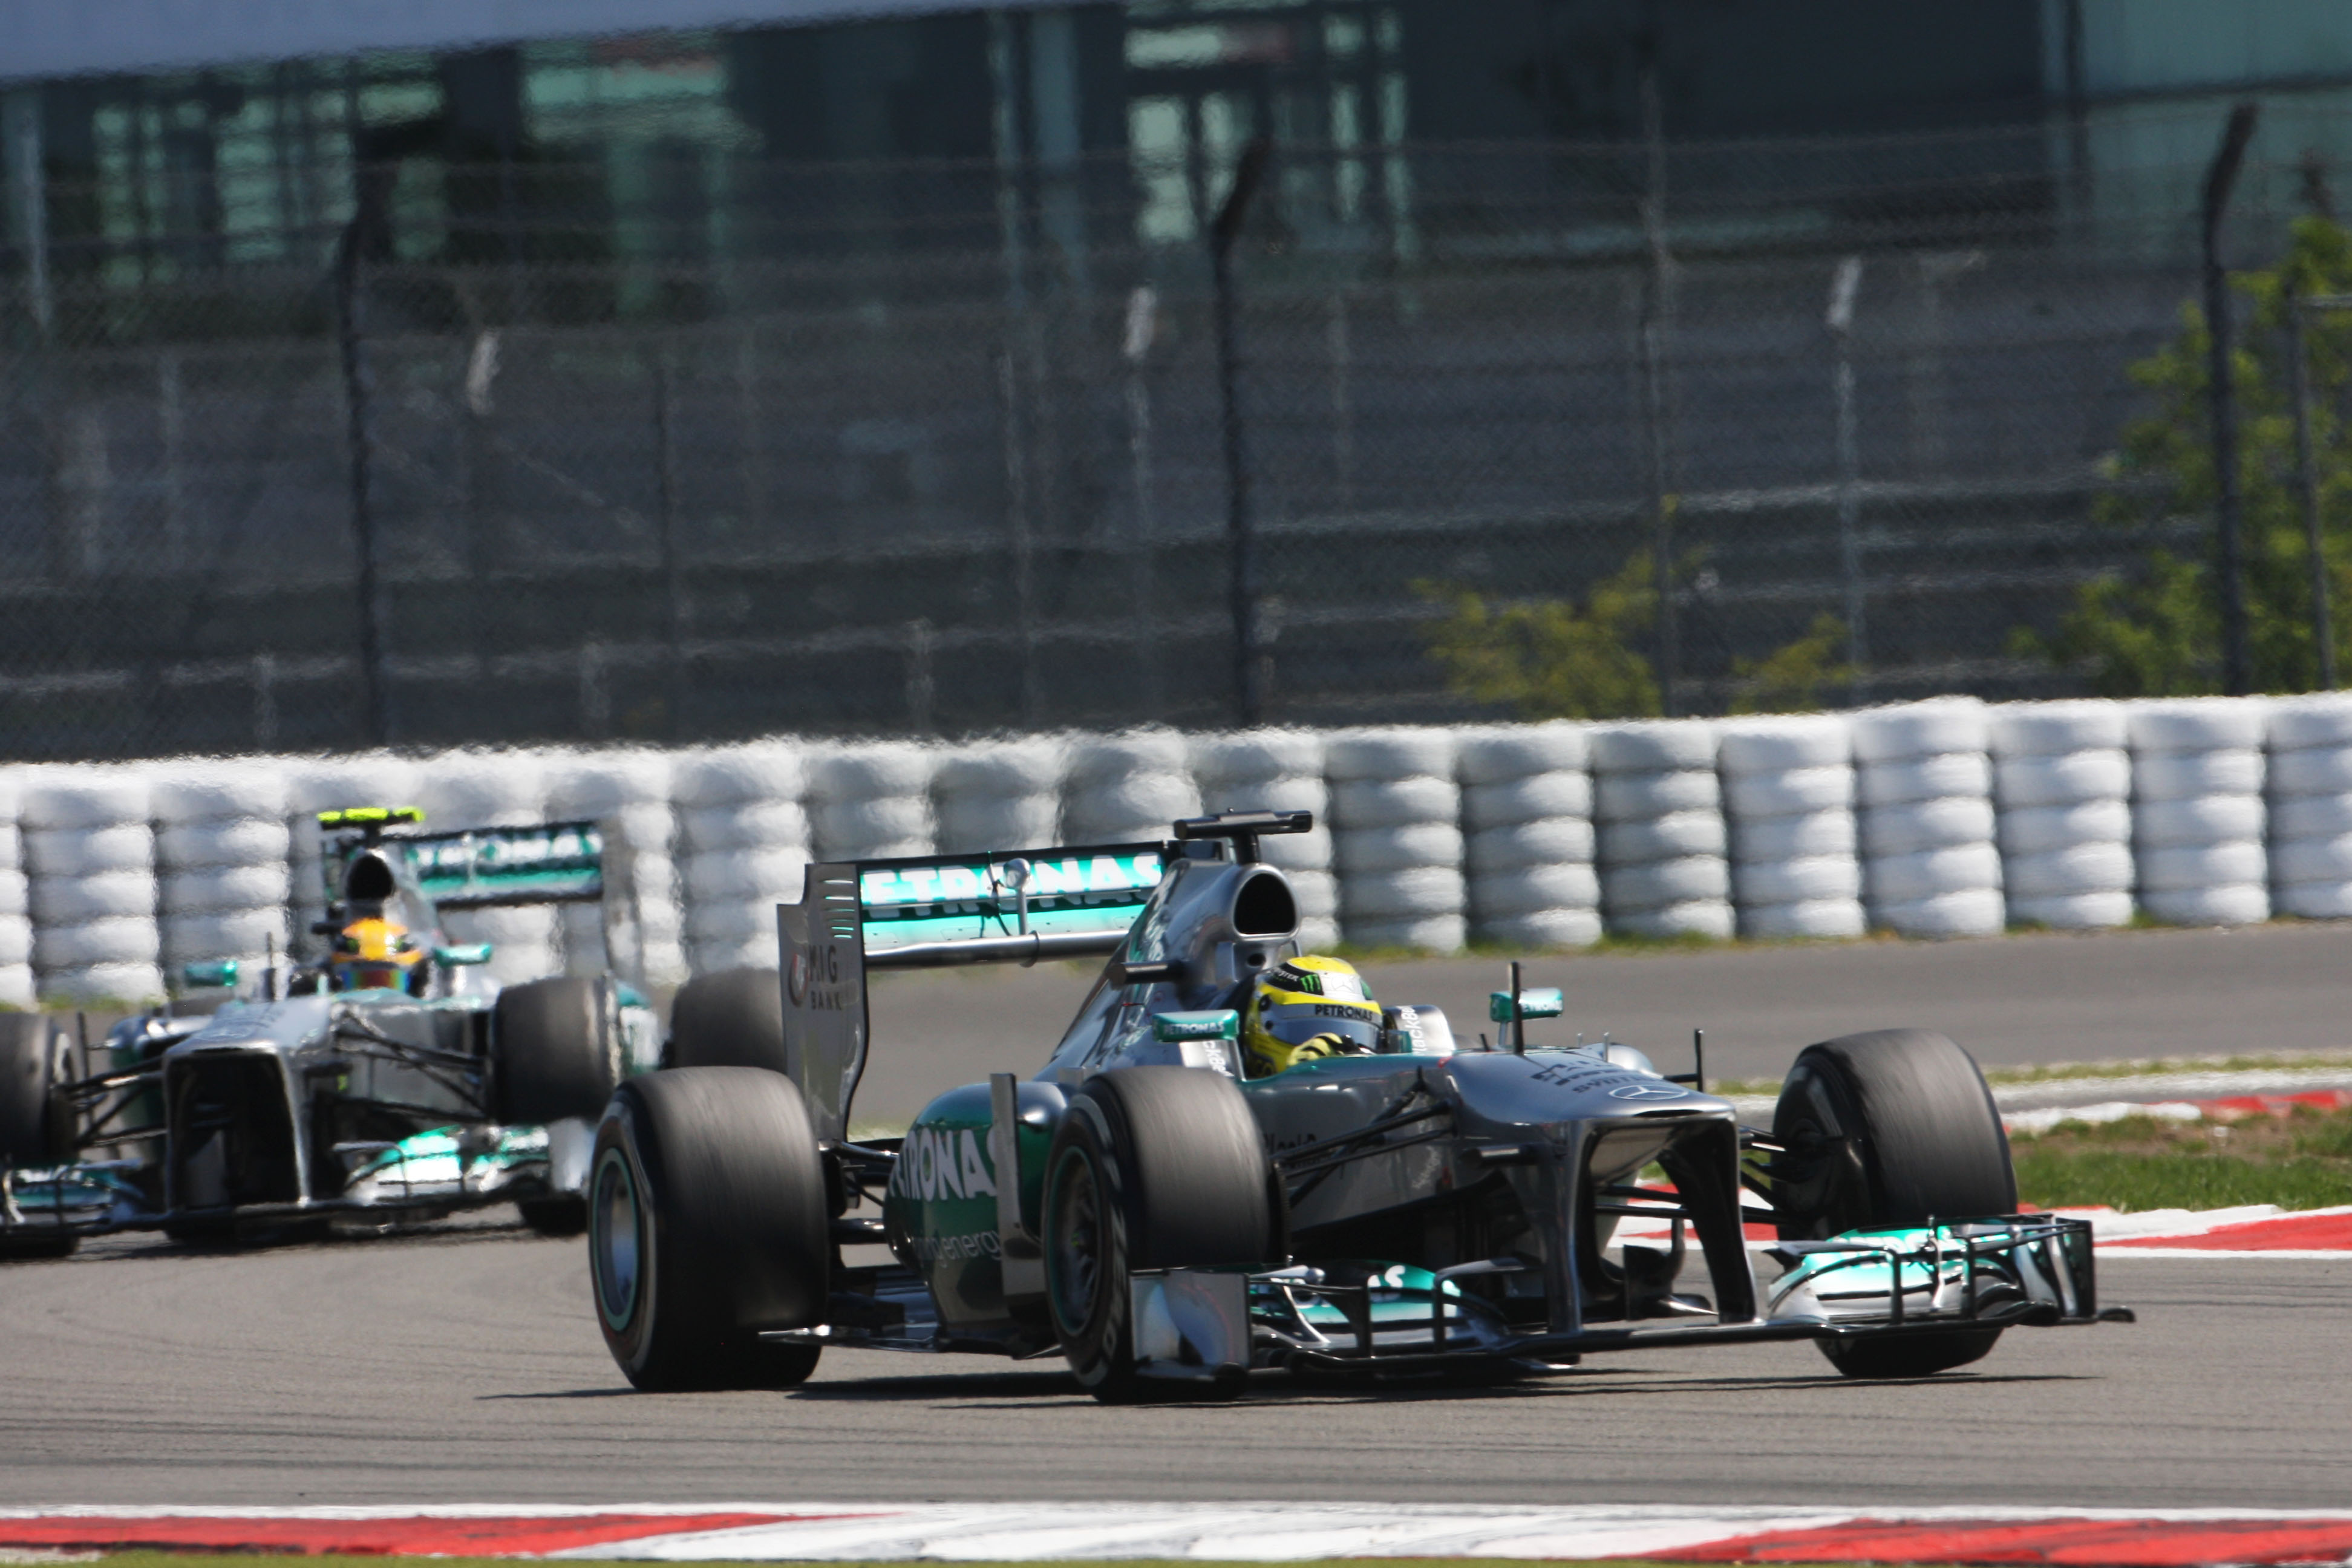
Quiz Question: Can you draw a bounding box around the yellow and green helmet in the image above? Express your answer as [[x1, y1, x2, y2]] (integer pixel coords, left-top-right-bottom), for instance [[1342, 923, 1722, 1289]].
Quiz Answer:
[[1241, 954, 1382, 1077]]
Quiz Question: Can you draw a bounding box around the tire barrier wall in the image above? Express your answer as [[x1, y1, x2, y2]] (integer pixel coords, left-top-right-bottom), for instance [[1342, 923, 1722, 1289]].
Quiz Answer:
[[21, 776, 162, 1004], [1718, 715, 1864, 941], [154, 763, 291, 985], [1327, 729, 1466, 951], [1458, 724, 1599, 950], [673, 744, 809, 978], [0, 779, 31, 1007], [1989, 701, 2135, 930], [2267, 693, 2352, 920], [1854, 697, 2005, 938], [1590, 720, 1733, 940], [2128, 698, 2271, 929], [16, 693, 2352, 1003]]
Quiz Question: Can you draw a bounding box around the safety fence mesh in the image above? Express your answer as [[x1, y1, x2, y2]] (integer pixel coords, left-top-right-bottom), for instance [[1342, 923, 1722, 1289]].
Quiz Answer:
[[0, 109, 2318, 759]]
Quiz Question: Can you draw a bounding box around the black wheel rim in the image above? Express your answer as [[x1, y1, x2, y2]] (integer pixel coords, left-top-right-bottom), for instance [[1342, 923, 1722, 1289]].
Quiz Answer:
[[590, 1146, 642, 1330], [1046, 1145, 1104, 1336]]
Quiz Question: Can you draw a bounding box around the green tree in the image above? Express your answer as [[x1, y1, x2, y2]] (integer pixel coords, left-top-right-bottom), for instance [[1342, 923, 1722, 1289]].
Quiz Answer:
[[2025, 214, 2352, 694], [1728, 613, 1856, 714], [1418, 551, 1663, 720]]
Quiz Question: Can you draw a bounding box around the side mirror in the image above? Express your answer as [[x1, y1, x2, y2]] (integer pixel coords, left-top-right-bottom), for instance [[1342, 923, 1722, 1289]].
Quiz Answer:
[[1488, 987, 1565, 1023], [431, 943, 494, 967], [180, 960, 239, 990]]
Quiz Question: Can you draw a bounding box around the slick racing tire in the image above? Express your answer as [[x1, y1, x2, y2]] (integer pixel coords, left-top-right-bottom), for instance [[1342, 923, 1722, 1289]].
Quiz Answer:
[[0, 1014, 76, 1261], [666, 967, 785, 1074], [1772, 1028, 2015, 1380], [589, 1067, 827, 1391], [1042, 1067, 1270, 1405], [495, 976, 622, 1126]]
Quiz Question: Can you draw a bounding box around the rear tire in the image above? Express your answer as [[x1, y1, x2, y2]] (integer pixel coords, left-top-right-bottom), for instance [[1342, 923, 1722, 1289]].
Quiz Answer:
[[667, 968, 784, 1074], [495, 977, 621, 1125], [1772, 1028, 2015, 1379], [589, 1067, 828, 1391], [1042, 1067, 1270, 1404]]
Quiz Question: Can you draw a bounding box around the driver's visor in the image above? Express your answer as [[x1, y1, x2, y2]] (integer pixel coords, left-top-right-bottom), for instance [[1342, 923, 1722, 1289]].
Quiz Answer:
[[1258, 1002, 1381, 1053]]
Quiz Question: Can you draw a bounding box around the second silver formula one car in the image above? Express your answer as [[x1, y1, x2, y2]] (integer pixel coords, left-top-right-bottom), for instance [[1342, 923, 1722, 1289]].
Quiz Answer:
[[587, 810, 2128, 1399], [0, 808, 658, 1255]]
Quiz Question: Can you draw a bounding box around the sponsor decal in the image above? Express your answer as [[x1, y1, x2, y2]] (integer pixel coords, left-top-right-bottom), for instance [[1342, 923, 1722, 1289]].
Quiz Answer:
[[790, 942, 855, 1012], [886, 1126, 999, 1203], [395, 823, 603, 906], [905, 1230, 1003, 1266], [859, 852, 1163, 923], [1610, 1083, 1689, 1102]]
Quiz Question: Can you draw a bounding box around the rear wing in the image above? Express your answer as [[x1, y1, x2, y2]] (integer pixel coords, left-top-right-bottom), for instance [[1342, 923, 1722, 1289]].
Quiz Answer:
[[384, 820, 605, 909], [777, 842, 1166, 1142]]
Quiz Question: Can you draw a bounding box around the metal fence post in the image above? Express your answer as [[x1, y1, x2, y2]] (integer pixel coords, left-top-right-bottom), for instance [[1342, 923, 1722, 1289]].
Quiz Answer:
[[1123, 285, 1163, 717], [652, 340, 688, 742], [333, 201, 391, 747], [1828, 256, 1869, 690], [1637, 63, 1680, 716], [1213, 136, 1272, 727], [2202, 102, 2260, 696]]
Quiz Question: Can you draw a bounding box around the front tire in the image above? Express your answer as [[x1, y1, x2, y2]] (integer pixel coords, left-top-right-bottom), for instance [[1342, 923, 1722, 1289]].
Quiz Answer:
[[1042, 1067, 1271, 1404], [667, 968, 784, 1073], [0, 1015, 77, 1261], [1772, 1028, 2015, 1379], [589, 1067, 828, 1391]]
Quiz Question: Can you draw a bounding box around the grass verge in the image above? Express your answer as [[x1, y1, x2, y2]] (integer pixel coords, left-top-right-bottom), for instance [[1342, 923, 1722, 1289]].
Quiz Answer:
[[2011, 1103, 2352, 1212]]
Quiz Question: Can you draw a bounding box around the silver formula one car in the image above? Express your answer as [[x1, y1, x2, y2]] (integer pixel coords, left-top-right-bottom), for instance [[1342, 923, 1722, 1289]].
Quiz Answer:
[[0, 808, 658, 1256], [587, 810, 2128, 1399]]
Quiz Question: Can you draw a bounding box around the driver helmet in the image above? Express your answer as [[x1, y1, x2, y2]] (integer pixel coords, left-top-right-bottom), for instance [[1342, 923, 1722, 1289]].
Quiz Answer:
[[1242, 955, 1382, 1079], [332, 915, 424, 993]]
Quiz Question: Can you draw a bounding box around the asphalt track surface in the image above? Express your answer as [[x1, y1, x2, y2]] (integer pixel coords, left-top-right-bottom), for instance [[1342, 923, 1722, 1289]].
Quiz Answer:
[[8, 924, 2352, 1511], [1, 1227, 2346, 1509], [857, 921, 2352, 1126]]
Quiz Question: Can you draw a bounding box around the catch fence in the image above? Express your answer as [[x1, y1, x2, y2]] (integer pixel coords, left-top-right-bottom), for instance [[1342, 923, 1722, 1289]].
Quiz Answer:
[[0, 114, 2310, 759]]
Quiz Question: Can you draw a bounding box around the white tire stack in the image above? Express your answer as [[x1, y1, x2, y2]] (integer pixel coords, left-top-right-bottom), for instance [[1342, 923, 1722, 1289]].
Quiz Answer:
[[809, 744, 936, 863], [414, 754, 560, 987], [1191, 730, 1338, 949], [1853, 699, 2004, 938], [0, 776, 33, 1007], [547, 751, 684, 988], [283, 754, 423, 958], [2127, 697, 2270, 926], [1590, 721, 1732, 939], [673, 744, 808, 975], [2267, 693, 2352, 918], [1988, 701, 2135, 930], [1062, 733, 1200, 844], [1327, 729, 1465, 950], [22, 771, 163, 1004], [1456, 724, 1600, 949], [154, 764, 292, 984], [1717, 715, 1863, 940], [933, 740, 1067, 855]]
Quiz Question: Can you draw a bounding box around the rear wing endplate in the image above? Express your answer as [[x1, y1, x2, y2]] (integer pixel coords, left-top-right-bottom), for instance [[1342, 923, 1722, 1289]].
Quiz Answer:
[[776, 843, 1166, 1142]]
